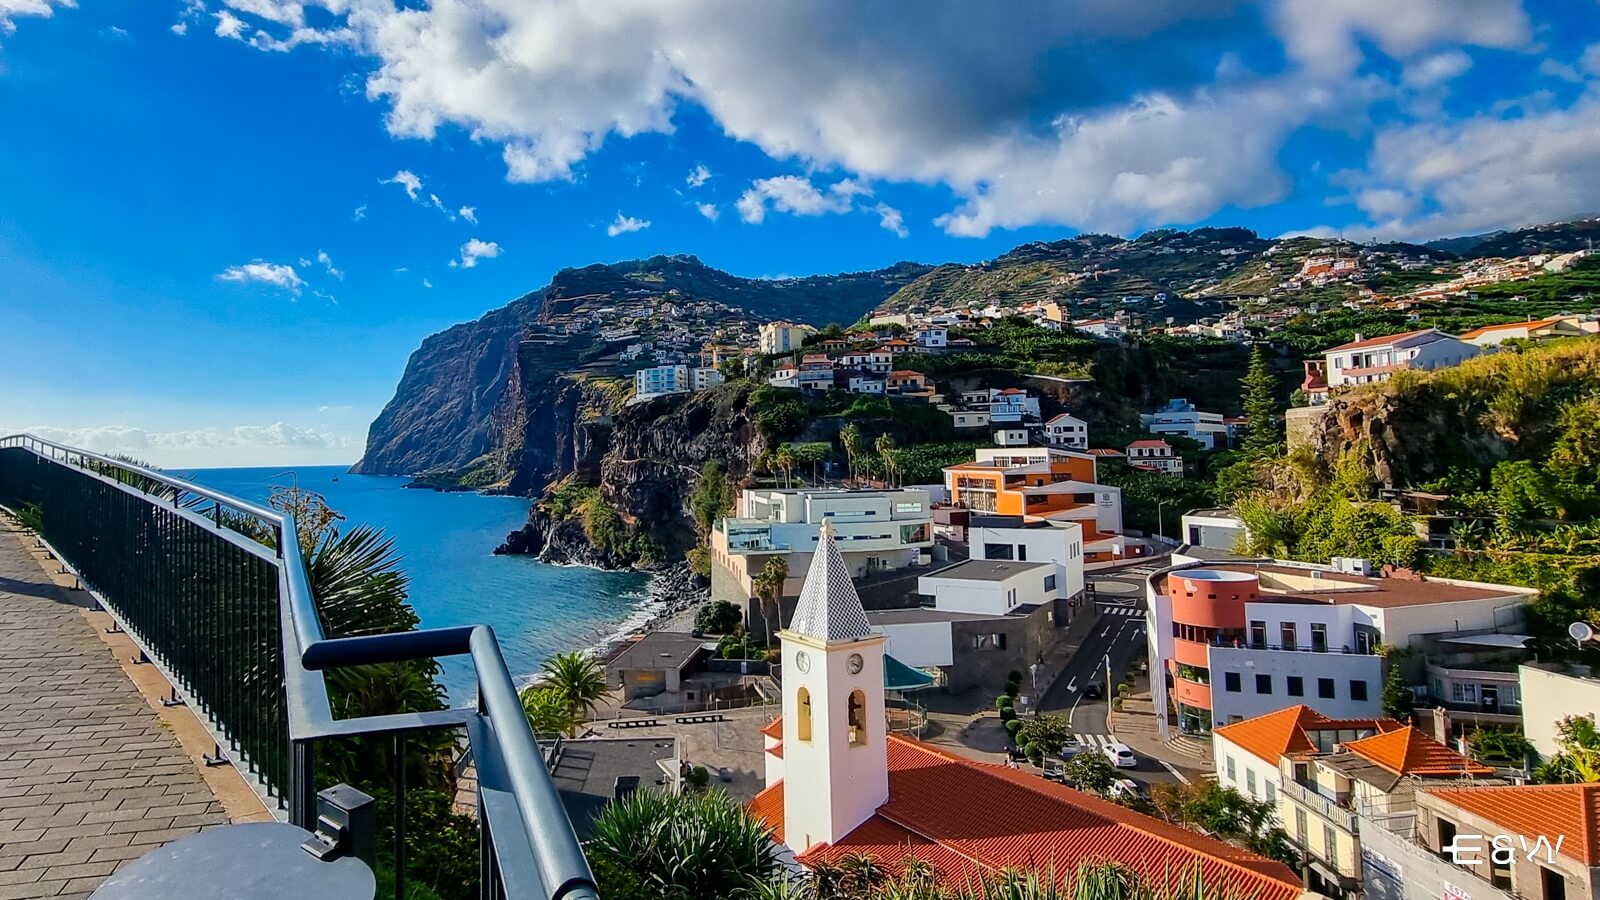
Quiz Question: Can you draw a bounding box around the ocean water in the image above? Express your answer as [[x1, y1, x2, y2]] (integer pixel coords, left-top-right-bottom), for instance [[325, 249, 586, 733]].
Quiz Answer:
[[173, 465, 650, 701]]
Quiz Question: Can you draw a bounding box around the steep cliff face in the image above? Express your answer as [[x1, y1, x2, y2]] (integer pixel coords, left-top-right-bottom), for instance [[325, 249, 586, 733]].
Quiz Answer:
[[497, 383, 765, 570], [354, 255, 927, 477]]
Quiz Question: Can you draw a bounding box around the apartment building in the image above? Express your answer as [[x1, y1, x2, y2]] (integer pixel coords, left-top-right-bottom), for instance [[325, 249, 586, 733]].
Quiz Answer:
[[943, 446, 1126, 561], [709, 488, 934, 639], [1217, 706, 1496, 898], [759, 321, 816, 354], [1406, 784, 1600, 900], [969, 516, 1086, 603], [1147, 560, 1536, 737], [1141, 398, 1230, 449], [1320, 329, 1479, 396], [634, 364, 690, 398]]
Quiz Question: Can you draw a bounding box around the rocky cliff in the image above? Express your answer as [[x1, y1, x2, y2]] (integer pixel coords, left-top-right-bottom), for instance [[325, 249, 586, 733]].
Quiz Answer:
[[496, 381, 766, 570], [354, 255, 928, 477]]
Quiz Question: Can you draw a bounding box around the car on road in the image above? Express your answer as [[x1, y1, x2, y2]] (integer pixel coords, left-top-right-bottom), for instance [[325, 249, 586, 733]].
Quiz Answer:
[[1082, 682, 1103, 700], [1108, 778, 1145, 800], [1056, 737, 1085, 759], [1103, 741, 1138, 768]]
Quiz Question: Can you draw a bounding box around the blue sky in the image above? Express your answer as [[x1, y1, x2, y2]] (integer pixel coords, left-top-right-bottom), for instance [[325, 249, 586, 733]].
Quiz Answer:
[[2, 0, 1597, 466]]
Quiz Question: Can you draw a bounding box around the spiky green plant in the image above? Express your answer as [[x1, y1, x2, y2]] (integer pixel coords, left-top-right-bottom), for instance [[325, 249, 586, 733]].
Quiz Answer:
[[539, 650, 608, 734], [588, 789, 780, 898]]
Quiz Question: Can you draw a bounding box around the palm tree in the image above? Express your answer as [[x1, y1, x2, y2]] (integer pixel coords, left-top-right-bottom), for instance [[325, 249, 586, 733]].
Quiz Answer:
[[539, 650, 608, 734], [875, 434, 898, 487], [775, 445, 797, 489], [520, 684, 578, 736], [841, 423, 863, 484], [752, 556, 789, 642]]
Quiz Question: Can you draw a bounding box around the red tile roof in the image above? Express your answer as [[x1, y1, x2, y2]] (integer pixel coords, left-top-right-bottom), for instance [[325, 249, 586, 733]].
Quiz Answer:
[[750, 736, 1302, 899], [1213, 705, 1399, 765], [1424, 784, 1600, 865], [1341, 726, 1493, 777], [1457, 316, 1573, 341], [1325, 328, 1438, 352], [1127, 439, 1171, 450]]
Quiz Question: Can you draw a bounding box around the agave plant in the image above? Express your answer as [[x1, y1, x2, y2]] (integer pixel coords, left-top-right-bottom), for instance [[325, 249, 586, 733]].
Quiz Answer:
[[588, 788, 780, 898]]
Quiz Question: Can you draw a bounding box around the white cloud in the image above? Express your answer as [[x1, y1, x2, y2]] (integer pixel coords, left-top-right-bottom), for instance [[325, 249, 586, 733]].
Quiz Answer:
[[736, 175, 862, 223], [422, 278, 433, 288], [450, 238, 501, 268], [352, 203, 367, 220], [1330, 89, 1600, 241], [458, 206, 477, 223], [170, 0, 205, 35], [870, 202, 908, 237], [315, 250, 343, 280], [217, 260, 304, 294], [686, 164, 712, 188], [10, 422, 359, 467], [0, 0, 74, 37], [695, 202, 719, 222], [606, 212, 652, 236], [212, 9, 246, 39], [383, 169, 422, 200], [195, 0, 1551, 236]]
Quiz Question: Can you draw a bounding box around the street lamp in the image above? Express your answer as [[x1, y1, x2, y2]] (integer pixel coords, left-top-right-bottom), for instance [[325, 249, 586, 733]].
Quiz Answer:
[[1155, 499, 1170, 542]]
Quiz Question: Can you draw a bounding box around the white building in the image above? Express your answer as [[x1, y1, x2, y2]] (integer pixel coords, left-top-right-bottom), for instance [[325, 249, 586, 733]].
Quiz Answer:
[[1518, 663, 1600, 758], [989, 389, 1041, 423], [917, 559, 1060, 617], [692, 366, 725, 391], [1141, 399, 1229, 450], [760, 321, 816, 355], [634, 364, 690, 398], [993, 427, 1030, 447], [1146, 559, 1536, 738], [1073, 319, 1125, 340], [768, 364, 799, 389], [1126, 439, 1182, 475], [847, 374, 886, 394], [797, 368, 835, 391], [1180, 509, 1247, 550], [1321, 329, 1479, 393], [915, 327, 949, 349], [949, 410, 991, 430], [970, 517, 1085, 603], [1044, 413, 1088, 449]]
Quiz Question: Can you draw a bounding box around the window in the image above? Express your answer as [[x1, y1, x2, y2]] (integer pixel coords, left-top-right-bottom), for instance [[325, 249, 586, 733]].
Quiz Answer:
[[1319, 678, 1336, 699], [1264, 781, 1276, 804], [796, 688, 813, 742], [1463, 683, 1477, 703], [1311, 623, 1328, 652], [1287, 676, 1304, 697], [1324, 824, 1338, 860], [1295, 809, 1308, 844], [1491, 852, 1513, 890], [1250, 621, 1266, 648], [1017, 545, 1027, 561], [1542, 867, 1567, 900], [1281, 623, 1298, 651], [1044, 574, 1057, 592], [1226, 756, 1236, 780], [1435, 819, 1457, 861], [1246, 770, 1257, 794], [1225, 672, 1241, 693], [987, 633, 1007, 650], [848, 690, 867, 746], [1256, 674, 1272, 694], [1350, 680, 1368, 702], [1451, 682, 1464, 702], [1006, 589, 1017, 607]]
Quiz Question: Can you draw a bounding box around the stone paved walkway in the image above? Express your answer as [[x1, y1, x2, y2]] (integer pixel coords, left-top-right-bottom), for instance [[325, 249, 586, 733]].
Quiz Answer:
[[0, 525, 227, 899]]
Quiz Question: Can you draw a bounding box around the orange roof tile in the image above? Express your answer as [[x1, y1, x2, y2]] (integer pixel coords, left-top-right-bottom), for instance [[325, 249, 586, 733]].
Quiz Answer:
[[1213, 705, 1398, 765], [1424, 784, 1600, 865], [1342, 726, 1494, 777], [752, 736, 1302, 900], [1457, 316, 1573, 341]]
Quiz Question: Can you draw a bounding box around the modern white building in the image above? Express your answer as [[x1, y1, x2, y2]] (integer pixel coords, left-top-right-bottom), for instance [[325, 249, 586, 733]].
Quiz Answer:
[[949, 410, 991, 430], [847, 374, 885, 394], [1180, 508, 1248, 550], [1141, 399, 1230, 450], [709, 488, 935, 638], [969, 516, 1086, 603], [1147, 559, 1536, 737], [993, 427, 1030, 447], [1321, 329, 1479, 394], [1043, 413, 1088, 449], [692, 366, 725, 391], [915, 327, 949, 349], [768, 364, 799, 389], [1518, 663, 1600, 758], [1073, 319, 1125, 340], [917, 559, 1060, 617], [760, 321, 816, 355], [634, 364, 690, 398]]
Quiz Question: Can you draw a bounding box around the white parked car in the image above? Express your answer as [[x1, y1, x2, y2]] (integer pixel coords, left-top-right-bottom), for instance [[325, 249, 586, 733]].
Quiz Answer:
[[1108, 778, 1143, 800], [1103, 742, 1138, 768]]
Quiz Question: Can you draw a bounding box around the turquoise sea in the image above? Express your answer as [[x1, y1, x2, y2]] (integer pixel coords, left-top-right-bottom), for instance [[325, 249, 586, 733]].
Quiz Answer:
[[173, 465, 650, 701]]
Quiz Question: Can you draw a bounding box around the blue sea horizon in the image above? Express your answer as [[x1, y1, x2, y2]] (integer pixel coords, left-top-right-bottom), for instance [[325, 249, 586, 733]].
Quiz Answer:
[[173, 465, 650, 701]]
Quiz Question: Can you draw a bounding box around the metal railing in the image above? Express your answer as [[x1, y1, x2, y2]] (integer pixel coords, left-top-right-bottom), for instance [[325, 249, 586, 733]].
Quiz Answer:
[[0, 435, 596, 900], [1280, 778, 1357, 832]]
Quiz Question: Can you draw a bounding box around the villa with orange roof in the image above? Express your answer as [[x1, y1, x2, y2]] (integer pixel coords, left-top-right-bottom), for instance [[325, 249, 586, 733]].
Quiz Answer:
[[1411, 783, 1600, 900], [1458, 316, 1594, 347], [749, 520, 1304, 899], [1219, 705, 1499, 897]]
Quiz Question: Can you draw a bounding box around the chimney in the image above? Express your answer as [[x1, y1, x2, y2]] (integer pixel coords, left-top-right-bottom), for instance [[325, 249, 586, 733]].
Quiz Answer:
[[1353, 332, 1365, 343]]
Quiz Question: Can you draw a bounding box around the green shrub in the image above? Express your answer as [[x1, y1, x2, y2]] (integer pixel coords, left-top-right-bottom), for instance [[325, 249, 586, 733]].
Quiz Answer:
[[1004, 719, 1023, 738], [1005, 681, 1021, 698], [995, 695, 1013, 710]]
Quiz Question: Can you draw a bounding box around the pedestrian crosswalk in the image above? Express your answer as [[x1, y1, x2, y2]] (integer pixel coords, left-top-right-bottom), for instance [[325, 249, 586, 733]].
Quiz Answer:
[[1069, 733, 1118, 749], [1098, 605, 1143, 617]]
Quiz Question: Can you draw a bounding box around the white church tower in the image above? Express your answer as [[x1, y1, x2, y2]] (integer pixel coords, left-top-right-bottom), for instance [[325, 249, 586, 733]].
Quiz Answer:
[[777, 519, 890, 853]]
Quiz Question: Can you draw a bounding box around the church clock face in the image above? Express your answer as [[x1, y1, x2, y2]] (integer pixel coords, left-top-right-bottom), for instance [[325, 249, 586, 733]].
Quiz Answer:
[[794, 651, 811, 673], [847, 653, 864, 675]]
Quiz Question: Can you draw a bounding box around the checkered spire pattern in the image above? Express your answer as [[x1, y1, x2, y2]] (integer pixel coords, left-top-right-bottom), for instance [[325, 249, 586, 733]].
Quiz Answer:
[[787, 518, 873, 642]]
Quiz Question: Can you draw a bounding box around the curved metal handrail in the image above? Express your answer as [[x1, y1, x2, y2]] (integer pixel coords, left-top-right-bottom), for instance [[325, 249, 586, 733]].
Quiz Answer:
[[0, 433, 598, 900]]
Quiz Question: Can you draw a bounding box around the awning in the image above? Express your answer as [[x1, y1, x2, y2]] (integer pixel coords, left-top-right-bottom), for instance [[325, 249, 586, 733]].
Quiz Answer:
[[884, 654, 938, 692], [1437, 634, 1532, 649]]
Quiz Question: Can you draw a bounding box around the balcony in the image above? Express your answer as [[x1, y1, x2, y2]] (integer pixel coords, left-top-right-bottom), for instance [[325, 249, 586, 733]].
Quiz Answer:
[[1280, 779, 1356, 832]]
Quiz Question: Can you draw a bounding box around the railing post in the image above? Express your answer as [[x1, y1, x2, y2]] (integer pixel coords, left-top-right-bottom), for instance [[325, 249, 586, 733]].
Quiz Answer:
[[291, 739, 318, 831]]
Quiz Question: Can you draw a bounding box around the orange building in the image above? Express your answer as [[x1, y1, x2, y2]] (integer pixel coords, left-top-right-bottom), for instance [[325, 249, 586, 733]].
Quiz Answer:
[[943, 447, 1127, 560]]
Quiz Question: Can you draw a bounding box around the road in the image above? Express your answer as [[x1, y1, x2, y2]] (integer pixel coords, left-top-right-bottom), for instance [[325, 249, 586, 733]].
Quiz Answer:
[[1036, 562, 1178, 785]]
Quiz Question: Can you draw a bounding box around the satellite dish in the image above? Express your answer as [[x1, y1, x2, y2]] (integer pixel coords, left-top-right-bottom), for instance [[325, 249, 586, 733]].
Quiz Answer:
[[1570, 622, 1596, 643]]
